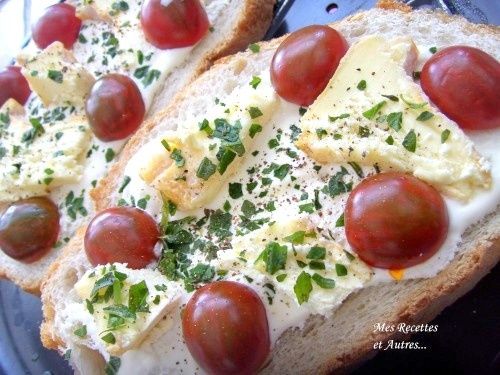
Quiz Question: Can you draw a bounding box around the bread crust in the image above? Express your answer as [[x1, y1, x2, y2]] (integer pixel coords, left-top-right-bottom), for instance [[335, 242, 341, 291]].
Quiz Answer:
[[0, 0, 276, 294], [41, 4, 500, 373]]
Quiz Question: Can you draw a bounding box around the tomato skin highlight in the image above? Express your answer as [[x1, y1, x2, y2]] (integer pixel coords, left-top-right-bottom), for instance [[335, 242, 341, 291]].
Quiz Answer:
[[345, 173, 448, 269], [421, 46, 500, 130], [84, 206, 159, 269], [85, 74, 145, 142], [0, 197, 60, 263], [0, 66, 32, 107], [140, 0, 209, 49], [183, 281, 270, 375], [32, 3, 82, 49], [270, 25, 348, 106]]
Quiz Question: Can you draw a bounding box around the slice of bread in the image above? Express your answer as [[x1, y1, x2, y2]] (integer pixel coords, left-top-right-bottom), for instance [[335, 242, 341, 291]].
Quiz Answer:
[[0, 0, 275, 294], [41, 4, 500, 374]]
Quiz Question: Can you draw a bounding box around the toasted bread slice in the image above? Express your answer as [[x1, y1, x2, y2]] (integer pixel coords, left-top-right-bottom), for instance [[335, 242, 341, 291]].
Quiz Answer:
[[0, 0, 275, 294], [41, 4, 499, 374]]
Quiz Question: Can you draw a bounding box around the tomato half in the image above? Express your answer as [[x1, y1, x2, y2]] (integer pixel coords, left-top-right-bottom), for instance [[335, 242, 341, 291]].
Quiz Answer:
[[0, 66, 31, 108], [421, 46, 500, 130], [85, 74, 145, 141], [0, 197, 60, 263], [270, 25, 348, 106], [84, 206, 159, 269], [140, 0, 209, 49], [344, 172, 448, 269], [182, 281, 270, 375], [32, 3, 82, 49]]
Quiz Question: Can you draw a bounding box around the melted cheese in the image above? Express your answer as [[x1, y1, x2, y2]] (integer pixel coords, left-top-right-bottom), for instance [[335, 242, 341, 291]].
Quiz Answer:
[[296, 36, 491, 201], [74, 264, 181, 356], [139, 77, 279, 210]]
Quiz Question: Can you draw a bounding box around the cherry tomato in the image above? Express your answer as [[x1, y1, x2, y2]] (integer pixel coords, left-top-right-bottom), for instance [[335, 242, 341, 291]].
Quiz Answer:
[[0, 66, 31, 108], [0, 197, 60, 263], [85, 74, 145, 141], [421, 46, 500, 130], [84, 206, 159, 269], [140, 0, 209, 49], [344, 172, 448, 269], [183, 281, 270, 375], [270, 25, 348, 106], [32, 3, 82, 49]]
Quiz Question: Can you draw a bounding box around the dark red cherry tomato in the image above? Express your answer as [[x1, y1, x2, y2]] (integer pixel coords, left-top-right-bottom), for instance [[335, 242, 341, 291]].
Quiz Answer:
[[32, 3, 82, 49], [183, 281, 270, 375], [345, 172, 448, 269], [0, 197, 60, 263], [421, 46, 500, 130], [0, 66, 31, 108], [270, 25, 348, 106], [85, 74, 145, 141], [140, 0, 209, 49], [84, 206, 159, 269]]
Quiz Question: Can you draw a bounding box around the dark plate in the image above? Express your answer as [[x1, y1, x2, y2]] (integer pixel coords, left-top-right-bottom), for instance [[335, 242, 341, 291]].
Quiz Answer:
[[0, 1, 498, 374]]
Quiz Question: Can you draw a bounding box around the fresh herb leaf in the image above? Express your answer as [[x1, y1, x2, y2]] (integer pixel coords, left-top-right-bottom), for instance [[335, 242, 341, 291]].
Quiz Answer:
[[74, 325, 87, 338], [385, 135, 394, 145], [249, 123, 262, 138], [387, 112, 403, 131], [312, 273, 335, 289], [248, 43, 260, 53], [294, 271, 312, 305], [357, 79, 367, 90], [329, 113, 350, 122], [429, 46, 437, 54], [105, 148, 115, 162], [101, 332, 116, 344], [228, 182, 243, 199], [400, 95, 427, 109], [299, 202, 315, 213], [249, 76, 261, 89], [248, 106, 263, 119], [118, 176, 131, 193], [316, 128, 328, 139], [335, 213, 344, 227], [381, 94, 399, 102], [48, 70, 63, 83], [362, 101, 386, 120], [441, 129, 451, 143], [307, 246, 326, 260], [104, 356, 121, 375], [273, 164, 290, 180], [196, 157, 216, 180], [284, 231, 306, 245], [416, 111, 434, 121], [170, 149, 185, 167], [347, 161, 364, 178], [256, 242, 288, 275], [129, 280, 149, 313], [402, 129, 417, 152], [241, 200, 257, 217], [335, 263, 348, 276], [326, 167, 352, 197], [199, 119, 213, 135]]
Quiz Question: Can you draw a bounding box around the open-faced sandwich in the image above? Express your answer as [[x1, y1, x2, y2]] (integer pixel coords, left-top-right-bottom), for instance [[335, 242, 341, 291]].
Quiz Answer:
[[0, 0, 275, 293], [40, 1, 499, 374]]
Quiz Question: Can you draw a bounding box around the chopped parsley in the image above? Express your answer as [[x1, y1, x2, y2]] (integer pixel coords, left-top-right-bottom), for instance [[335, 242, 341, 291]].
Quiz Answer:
[[118, 176, 131, 193], [385, 135, 394, 145], [328, 113, 350, 122], [47, 70, 63, 83], [312, 273, 335, 289], [294, 271, 312, 305], [416, 111, 434, 121], [249, 76, 261, 89], [196, 157, 216, 180], [429, 46, 437, 54], [249, 123, 262, 138], [316, 128, 328, 139], [335, 263, 348, 276], [273, 163, 291, 180], [228, 182, 243, 199], [104, 356, 121, 375], [400, 95, 427, 109], [248, 106, 263, 119], [402, 129, 417, 152], [105, 148, 115, 162], [381, 94, 399, 102], [335, 213, 345, 227], [170, 149, 185, 167], [441, 129, 451, 143], [248, 43, 260, 53], [387, 112, 403, 131], [362, 101, 386, 120], [325, 167, 352, 197], [307, 246, 326, 260], [255, 242, 288, 275], [357, 79, 367, 90], [73, 325, 87, 338]]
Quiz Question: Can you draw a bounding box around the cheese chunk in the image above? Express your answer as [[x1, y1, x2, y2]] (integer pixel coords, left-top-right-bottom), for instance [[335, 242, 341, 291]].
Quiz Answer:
[[17, 42, 95, 106], [0, 107, 91, 202], [296, 36, 491, 200], [71, 0, 122, 22], [140, 76, 279, 210], [74, 264, 181, 356], [216, 218, 372, 315]]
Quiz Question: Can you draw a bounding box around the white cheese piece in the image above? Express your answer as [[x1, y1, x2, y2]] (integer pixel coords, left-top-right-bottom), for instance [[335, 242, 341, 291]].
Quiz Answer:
[[296, 36, 491, 201], [216, 218, 372, 315], [17, 42, 95, 106], [74, 263, 181, 356], [139, 76, 279, 210], [71, 0, 122, 23], [0, 108, 91, 202]]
